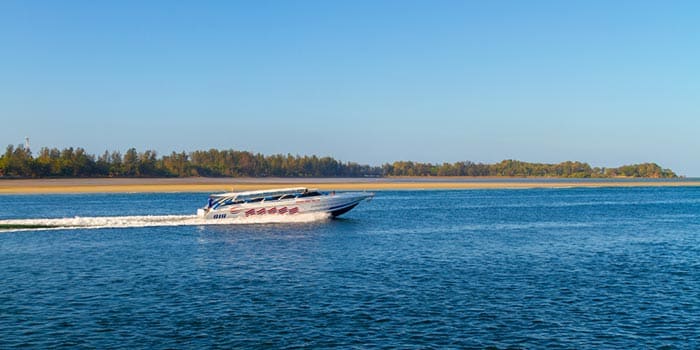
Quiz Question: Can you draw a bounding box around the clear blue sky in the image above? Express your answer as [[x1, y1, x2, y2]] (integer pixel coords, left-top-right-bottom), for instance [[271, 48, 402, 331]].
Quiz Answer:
[[1, 1, 698, 175]]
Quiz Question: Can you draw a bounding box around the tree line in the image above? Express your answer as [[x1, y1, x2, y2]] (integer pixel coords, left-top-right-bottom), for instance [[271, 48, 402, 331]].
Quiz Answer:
[[0, 144, 678, 178], [383, 159, 677, 178]]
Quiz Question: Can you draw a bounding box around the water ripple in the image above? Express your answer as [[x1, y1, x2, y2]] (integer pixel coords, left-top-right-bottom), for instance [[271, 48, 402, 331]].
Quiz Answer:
[[1, 188, 699, 348]]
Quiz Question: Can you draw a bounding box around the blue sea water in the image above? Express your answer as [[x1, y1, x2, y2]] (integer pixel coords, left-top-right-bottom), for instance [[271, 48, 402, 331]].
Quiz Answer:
[[1, 188, 699, 348]]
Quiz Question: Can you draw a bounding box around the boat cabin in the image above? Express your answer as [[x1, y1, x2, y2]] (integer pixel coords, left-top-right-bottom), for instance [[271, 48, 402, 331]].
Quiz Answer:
[[207, 187, 322, 209]]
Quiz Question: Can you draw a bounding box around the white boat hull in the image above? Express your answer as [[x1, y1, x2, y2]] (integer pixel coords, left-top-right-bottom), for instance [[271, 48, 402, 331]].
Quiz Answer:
[[197, 191, 373, 220]]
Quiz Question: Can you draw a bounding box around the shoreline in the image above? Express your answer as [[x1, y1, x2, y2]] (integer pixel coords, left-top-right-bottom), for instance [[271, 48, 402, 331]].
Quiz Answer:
[[1, 177, 699, 194]]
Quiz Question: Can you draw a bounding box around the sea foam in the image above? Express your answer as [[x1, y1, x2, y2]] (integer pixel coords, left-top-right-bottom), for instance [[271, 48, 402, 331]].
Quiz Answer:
[[0, 212, 331, 232]]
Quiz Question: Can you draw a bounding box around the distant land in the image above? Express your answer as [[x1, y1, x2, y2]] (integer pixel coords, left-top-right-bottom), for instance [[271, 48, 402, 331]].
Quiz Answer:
[[2, 177, 699, 195], [0, 145, 678, 179]]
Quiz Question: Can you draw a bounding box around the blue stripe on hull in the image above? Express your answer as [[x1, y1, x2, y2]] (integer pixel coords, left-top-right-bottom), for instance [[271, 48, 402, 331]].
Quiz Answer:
[[329, 203, 359, 217]]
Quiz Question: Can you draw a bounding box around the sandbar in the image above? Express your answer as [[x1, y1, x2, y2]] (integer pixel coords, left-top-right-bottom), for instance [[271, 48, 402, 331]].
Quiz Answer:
[[1, 177, 698, 194]]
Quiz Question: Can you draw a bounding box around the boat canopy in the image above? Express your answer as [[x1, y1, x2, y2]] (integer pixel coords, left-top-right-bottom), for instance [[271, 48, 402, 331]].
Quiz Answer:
[[209, 187, 308, 201]]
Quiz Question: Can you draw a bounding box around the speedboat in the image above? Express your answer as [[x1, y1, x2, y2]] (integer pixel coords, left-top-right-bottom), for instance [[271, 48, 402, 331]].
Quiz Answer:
[[196, 187, 374, 220]]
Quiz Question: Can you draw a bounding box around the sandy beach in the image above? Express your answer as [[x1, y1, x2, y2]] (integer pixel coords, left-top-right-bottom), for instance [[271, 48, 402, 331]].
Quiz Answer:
[[1, 177, 698, 194]]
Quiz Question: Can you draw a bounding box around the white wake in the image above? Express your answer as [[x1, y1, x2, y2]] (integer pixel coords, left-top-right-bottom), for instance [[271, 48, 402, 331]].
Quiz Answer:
[[0, 212, 331, 232]]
